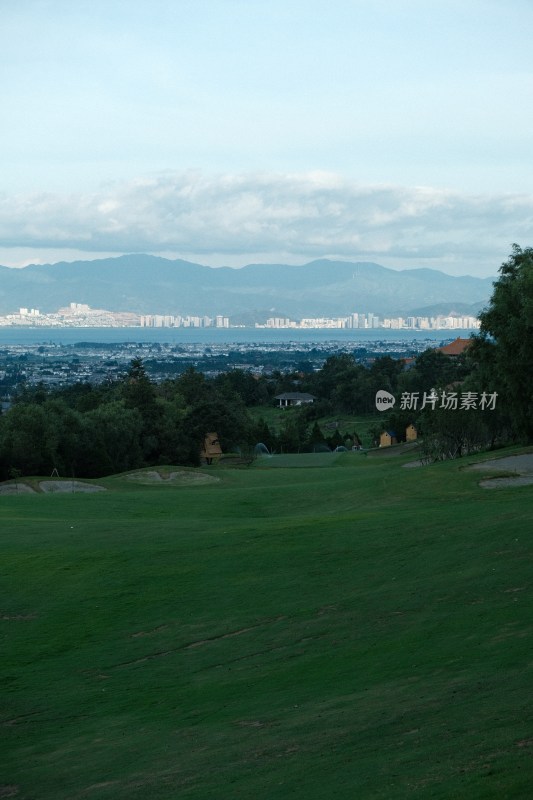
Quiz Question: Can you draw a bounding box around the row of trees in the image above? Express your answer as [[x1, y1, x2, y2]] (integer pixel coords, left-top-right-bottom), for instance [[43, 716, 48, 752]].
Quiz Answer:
[[377, 245, 532, 458], [0, 245, 531, 476], [0, 346, 471, 478]]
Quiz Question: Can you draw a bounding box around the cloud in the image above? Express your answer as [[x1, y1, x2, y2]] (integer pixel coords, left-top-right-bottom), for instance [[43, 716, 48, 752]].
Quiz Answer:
[[0, 171, 532, 273]]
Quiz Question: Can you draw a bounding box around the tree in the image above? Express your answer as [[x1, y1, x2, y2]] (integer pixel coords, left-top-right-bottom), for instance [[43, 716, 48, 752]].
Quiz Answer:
[[0, 403, 60, 476], [81, 401, 144, 476], [397, 349, 468, 397], [420, 405, 488, 461], [308, 421, 326, 451], [471, 245, 533, 441], [214, 370, 267, 406], [174, 367, 209, 407], [250, 417, 275, 451], [278, 412, 308, 453], [183, 393, 252, 458], [122, 358, 157, 414], [327, 429, 344, 450]]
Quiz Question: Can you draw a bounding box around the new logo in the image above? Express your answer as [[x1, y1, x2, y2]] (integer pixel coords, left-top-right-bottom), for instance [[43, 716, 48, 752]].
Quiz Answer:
[[375, 390, 396, 411]]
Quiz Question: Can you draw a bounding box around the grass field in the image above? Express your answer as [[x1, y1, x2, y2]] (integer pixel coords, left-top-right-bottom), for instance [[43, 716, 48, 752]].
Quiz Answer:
[[249, 405, 382, 447], [2, 448, 532, 799]]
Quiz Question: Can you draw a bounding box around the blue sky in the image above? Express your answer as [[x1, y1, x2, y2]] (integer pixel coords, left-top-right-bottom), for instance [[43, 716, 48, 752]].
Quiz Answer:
[[1, 0, 532, 275]]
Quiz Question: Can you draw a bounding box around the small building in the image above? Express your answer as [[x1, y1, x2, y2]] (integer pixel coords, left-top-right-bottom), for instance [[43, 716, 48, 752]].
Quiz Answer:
[[405, 423, 418, 442], [275, 392, 316, 408], [200, 432, 223, 464], [379, 430, 397, 447]]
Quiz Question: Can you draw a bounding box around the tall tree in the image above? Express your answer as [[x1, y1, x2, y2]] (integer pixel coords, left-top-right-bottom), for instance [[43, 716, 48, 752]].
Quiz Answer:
[[122, 358, 157, 414], [472, 245, 533, 441]]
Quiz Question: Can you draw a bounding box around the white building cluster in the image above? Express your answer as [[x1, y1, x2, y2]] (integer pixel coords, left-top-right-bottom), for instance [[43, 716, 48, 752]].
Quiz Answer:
[[258, 313, 480, 330], [0, 307, 42, 324], [261, 313, 380, 329], [382, 315, 480, 330], [0, 303, 139, 327], [0, 303, 479, 331], [140, 314, 230, 328]]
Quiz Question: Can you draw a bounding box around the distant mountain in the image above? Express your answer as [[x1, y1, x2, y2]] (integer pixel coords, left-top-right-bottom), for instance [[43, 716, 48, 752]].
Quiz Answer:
[[0, 255, 495, 318]]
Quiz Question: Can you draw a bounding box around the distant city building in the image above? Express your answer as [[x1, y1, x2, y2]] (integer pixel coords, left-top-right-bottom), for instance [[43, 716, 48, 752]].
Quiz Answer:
[[140, 314, 231, 328], [0, 302, 479, 331]]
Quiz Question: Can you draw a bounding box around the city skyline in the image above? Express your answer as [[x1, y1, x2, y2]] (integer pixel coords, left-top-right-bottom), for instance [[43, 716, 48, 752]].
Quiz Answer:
[[0, 302, 480, 332]]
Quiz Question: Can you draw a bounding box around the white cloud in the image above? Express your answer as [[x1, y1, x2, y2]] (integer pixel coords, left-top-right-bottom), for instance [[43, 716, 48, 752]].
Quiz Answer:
[[0, 172, 531, 275]]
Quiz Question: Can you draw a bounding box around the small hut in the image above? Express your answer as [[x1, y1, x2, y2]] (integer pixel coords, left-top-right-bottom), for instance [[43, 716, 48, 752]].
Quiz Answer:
[[379, 430, 397, 448], [405, 423, 418, 442], [200, 432, 223, 464]]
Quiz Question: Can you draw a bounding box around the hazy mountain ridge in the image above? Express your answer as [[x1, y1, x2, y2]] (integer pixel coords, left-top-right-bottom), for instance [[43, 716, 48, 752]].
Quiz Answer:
[[0, 255, 494, 317]]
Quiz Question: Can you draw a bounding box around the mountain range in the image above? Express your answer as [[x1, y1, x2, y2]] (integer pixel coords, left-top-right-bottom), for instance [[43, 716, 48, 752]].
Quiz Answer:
[[0, 255, 494, 319]]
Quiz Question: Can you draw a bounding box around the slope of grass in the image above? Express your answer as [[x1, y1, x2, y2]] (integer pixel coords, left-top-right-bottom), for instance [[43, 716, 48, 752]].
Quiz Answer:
[[249, 405, 382, 447], [1, 449, 532, 799]]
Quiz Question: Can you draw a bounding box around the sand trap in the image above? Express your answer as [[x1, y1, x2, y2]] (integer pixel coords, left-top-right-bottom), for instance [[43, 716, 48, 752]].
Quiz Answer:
[[469, 453, 533, 489], [479, 476, 533, 489], [402, 459, 429, 469], [469, 454, 533, 474], [0, 483, 36, 495], [125, 470, 220, 486], [39, 481, 106, 493]]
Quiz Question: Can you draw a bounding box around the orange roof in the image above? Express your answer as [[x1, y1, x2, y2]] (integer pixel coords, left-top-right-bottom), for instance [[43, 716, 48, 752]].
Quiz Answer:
[[437, 337, 472, 356]]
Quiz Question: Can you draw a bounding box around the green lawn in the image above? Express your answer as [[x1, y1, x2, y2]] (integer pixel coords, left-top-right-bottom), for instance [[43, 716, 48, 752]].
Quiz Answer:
[[249, 405, 382, 447], [1, 448, 532, 799]]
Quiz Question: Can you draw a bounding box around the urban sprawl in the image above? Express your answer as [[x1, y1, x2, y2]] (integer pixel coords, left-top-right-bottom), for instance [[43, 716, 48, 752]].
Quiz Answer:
[[0, 304, 480, 330]]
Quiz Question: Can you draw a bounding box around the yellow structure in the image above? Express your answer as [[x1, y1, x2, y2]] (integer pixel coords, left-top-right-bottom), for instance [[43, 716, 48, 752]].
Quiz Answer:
[[405, 423, 418, 442], [200, 432, 223, 464], [379, 430, 397, 447]]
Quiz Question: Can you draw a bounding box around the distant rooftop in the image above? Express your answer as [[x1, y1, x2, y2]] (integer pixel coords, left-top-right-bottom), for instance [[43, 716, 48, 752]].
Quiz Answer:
[[437, 337, 473, 356], [275, 392, 316, 401]]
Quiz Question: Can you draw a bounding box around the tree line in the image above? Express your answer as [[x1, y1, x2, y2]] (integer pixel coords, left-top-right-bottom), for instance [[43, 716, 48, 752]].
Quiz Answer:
[[0, 245, 530, 477]]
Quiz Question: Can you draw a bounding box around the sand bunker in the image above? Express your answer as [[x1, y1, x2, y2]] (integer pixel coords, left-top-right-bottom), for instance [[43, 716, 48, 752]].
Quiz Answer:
[[469, 453, 533, 489], [469, 454, 533, 474], [39, 481, 106, 493], [125, 470, 220, 486], [402, 459, 429, 469], [0, 483, 36, 495], [479, 475, 533, 489]]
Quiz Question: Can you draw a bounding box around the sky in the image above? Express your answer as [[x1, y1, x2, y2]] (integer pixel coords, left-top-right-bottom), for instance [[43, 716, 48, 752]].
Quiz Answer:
[[1, 0, 532, 276]]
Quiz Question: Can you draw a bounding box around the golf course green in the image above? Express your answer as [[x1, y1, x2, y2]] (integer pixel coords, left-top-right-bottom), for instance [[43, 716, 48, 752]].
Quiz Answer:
[[1, 448, 532, 799]]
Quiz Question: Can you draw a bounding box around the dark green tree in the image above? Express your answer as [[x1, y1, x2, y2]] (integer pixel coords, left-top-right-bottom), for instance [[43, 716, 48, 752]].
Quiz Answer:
[[175, 367, 209, 407], [250, 417, 275, 451], [80, 401, 144, 476], [0, 403, 60, 476], [419, 405, 488, 461], [214, 370, 267, 406], [327, 429, 344, 450], [122, 358, 157, 414], [183, 393, 252, 458], [471, 244, 533, 441], [308, 420, 326, 450], [397, 349, 468, 397], [0, 404, 42, 476], [277, 412, 308, 453]]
